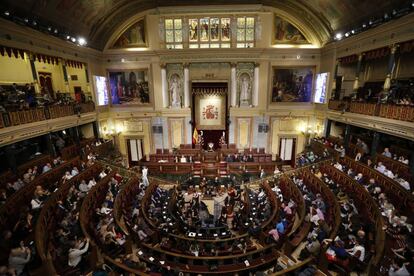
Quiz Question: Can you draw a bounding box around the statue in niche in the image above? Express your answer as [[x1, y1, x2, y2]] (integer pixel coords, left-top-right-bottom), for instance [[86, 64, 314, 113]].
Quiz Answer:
[[239, 73, 251, 106], [169, 74, 181, 107]]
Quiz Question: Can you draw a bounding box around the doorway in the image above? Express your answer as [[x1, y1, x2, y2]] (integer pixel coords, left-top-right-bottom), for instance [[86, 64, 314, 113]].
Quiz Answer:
[[279, 137, 296, 167], [127, 138, 144, 167], [38, 72, 54, 98]]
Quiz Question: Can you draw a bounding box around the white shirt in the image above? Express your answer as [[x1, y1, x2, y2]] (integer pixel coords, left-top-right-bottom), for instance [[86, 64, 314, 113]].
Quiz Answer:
[[68, 241, 89, 267], [31, 198, 42, 209], [71, 169, 79, 176], [100, 206, 111, 215], [376, 165, 386, 174], [180, 157, 187, 163], [349, 245, 365, 261], [99, 172, 107, 179]]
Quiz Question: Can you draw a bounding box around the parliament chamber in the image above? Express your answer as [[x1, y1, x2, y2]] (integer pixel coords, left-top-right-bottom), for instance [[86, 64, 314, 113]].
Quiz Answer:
[[0, 1, 413, 276]]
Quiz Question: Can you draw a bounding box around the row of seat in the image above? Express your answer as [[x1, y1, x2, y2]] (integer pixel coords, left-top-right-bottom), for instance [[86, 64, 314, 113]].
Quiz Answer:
[[35, 163, 103, 275], [320, 164, 385, 272]]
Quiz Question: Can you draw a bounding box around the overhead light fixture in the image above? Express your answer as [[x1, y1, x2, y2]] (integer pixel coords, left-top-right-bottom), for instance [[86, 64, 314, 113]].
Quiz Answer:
[[54, 29, 58, 34], [47, 26, 52, 31], [32, 21, 37, 26], [362, 23, 367, 28], [70, 37, 76, 43], [66, 35, 70, 40], [77, 37, 87, 46], [24, 18, 29, 23], [335, 33, 343, 40], [4, 11, 10, 16], [345, 32, 350, 37], [351, 30, 355, 34]]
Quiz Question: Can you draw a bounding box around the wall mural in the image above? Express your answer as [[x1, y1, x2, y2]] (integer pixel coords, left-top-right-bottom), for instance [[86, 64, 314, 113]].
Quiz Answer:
[[271, 67, 314, 102], [236, 63, 254, 106], [274, 16, 309, 44], [108, 69, 150, 105], [167, 63, 184, 108], [112, 19, 146, 48]]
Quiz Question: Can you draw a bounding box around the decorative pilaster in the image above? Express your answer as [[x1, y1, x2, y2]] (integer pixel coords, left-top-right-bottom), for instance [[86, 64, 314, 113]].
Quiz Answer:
[[160, 63, 168, 108], [230, 63, 237, 107], [253, 63, 259, 107], [353, 54, 364, 91], [383, 45, 398, 91], [183, 63, 190, 108]]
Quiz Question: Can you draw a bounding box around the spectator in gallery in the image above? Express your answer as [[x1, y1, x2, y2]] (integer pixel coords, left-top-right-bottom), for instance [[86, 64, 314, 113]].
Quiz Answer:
[[8, 244, 31, 276], [68, 238, 90, 269], [356, 138, 369, 155], [334, 144, 346, 158], [180, 155, 187, 163], [375, 162, 386, 174], [382, 148, 392, 158]]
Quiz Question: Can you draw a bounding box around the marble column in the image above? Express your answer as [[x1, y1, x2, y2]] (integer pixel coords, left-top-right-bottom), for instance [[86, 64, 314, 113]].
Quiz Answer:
[[324, 119, 332, 138], [184, 63, 190, 108], [370, 131, 381, 157], [45, 133, 56, 157], [92, 121, 100, 138], [353, 54, 364, 92], [344, 124, 352, 150], [253, 63, 259, 106], [161, 64, 169, 108], [230, 63, 237, 107], [383, 45, 398, 91]]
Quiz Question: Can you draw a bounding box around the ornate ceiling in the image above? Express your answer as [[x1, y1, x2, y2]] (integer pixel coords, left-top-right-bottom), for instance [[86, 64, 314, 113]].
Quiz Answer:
[[0, 0, 410, 50]]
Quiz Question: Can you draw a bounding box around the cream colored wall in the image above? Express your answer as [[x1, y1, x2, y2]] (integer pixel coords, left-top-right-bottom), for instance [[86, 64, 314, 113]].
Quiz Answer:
[[269, 117, 308, 159], [0, 54, 33, 84], [66, 66, 89, 95], [80, 123, 94, 138], [34, 60, 66, 93]]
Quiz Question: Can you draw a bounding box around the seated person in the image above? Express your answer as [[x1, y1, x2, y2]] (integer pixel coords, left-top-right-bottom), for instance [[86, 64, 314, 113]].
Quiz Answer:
[[180, 155, 187, 163], [382, 147, 392, 158]]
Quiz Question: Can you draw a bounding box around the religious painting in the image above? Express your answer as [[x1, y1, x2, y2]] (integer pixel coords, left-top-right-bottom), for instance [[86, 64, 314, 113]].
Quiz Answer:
[[195, 94, 226, 130], [112, 19, 146, 48], [271, 67, 314, 102], [273, 16, 309, 44], [108, 69, 150, 106]]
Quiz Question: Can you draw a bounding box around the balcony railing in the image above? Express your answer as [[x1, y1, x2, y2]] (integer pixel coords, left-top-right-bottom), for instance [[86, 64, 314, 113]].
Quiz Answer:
[[0, 102, 95, 129], [328, 100, 414, 122]]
